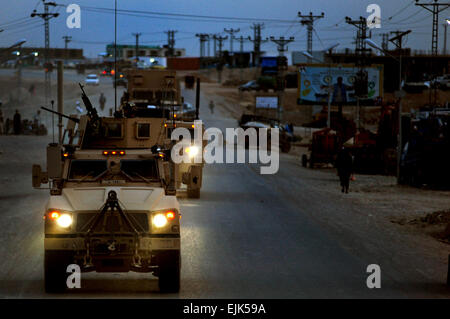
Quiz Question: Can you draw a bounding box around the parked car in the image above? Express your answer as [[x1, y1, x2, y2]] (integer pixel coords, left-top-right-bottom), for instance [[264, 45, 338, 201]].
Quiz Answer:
[[239, 80, 259, 91], [432, 74, 450, 90], [85, 74, 99, 86], [181, 102, 196, 121]]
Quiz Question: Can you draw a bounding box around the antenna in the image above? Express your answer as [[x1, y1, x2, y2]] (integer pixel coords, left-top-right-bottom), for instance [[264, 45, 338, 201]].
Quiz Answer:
[[51, 100, 55, 143], [114, 0, 117, 113]]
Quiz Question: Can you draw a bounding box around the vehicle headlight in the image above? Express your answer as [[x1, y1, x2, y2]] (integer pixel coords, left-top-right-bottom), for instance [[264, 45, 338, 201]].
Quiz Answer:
[[153, 213, 168, 228], [56, 213, 73, 228], [185, 146, 199, 158]]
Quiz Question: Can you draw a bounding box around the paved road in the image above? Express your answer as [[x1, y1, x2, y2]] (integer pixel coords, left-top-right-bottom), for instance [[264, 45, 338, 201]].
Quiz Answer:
[[0, 80, 448, 298]]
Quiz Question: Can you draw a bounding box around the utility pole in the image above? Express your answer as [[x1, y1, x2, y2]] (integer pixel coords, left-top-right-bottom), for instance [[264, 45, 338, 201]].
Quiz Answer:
[[214, 35, 228, 83], [234, 35, 250, 80], [379, 33, 389, 52], [224, 28, 240, 61], [214, 35, 228, 58], [211, 34, 218, 57], [132, 32, 142, 63], [388, 30, 411, 184], [444, 22, 448, 54], [62, 35, 72, 60], [346, 16, 372, 130], [165, 30, 177, 57], [195, 33, 209, 57], [298, 11, 324, 63], [415, 0, 449, 56], [270, 36, 294, 122], [415, 0, 450, 105], [248, 23, 268, 66], [31, 1, 59, 110], [269, 36, 294, 56]]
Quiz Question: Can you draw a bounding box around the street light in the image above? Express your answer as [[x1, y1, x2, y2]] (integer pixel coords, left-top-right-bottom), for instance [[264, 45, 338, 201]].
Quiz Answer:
[[9, 39, 26, 49], [444, 18, 450, 55], [364, 38, 404, 184]]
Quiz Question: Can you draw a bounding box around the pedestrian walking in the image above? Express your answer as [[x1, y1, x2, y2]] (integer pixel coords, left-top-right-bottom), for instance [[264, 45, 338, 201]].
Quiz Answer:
[[13, 110, 21, 135], [335, 147, 353, 193], [75, 101, 83, 113], [209, 100, 215, 114], [29, 84, 35, 95], [99, 93, 106, 111]]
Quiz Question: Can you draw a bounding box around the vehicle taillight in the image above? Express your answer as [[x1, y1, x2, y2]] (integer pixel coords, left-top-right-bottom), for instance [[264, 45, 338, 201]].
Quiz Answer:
[[49, 211, 60, 220], [103, 150, 125, 156], [166, 211, 175, 220]]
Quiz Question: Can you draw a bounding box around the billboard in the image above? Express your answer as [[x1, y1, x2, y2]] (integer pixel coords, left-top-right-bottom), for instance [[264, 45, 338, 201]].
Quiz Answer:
[[255, 96, 278, 109], [297, 64, 383, 104]]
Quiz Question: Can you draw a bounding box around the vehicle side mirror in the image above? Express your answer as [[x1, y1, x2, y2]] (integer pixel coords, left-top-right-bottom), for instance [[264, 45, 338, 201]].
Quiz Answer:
[[162, 162, 171, 183], [32, 164, 48, 188], [47, 143, 62, 179]]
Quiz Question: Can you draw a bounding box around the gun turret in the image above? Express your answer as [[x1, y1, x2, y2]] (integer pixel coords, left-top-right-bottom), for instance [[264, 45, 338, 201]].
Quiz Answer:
[[40, 106, 80, 123], [79, 83, 100, 124]]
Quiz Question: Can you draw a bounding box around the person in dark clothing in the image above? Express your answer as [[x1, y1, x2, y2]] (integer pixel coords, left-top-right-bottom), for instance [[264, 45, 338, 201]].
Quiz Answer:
[[335, 147, 353, 193], [99, 93, 106, 111], [13, 110, 21, 135]]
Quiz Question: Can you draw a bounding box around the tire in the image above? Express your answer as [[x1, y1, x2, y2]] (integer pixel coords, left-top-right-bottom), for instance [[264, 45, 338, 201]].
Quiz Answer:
[[44, 250, 73, 293], [302, 154, 308, 167], [158, 251, 181, 293], [187, 188, 200, 199]]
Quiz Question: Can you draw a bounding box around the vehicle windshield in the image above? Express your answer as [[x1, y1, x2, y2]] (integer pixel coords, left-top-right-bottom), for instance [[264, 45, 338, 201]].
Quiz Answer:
[[68, 160, 108, 181], [87, 75, 97, 79], [120, 159, 159, 182]]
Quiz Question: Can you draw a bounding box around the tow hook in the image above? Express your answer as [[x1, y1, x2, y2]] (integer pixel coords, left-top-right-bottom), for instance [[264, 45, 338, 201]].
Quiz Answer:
[[107, 240, 116, 252]]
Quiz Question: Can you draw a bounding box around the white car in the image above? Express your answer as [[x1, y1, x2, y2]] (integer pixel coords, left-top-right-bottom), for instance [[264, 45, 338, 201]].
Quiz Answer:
[[85, 74, 99, 86], [433, 74, 450, 89]]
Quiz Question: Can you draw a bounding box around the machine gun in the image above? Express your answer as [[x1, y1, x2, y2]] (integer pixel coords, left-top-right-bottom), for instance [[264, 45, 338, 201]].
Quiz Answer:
[[79, 83, 100, 125], [40, 106, 80, 123]]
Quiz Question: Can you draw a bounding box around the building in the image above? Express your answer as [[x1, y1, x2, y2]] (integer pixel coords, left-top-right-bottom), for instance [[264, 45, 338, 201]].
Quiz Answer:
[[106, 44, 185, 60]]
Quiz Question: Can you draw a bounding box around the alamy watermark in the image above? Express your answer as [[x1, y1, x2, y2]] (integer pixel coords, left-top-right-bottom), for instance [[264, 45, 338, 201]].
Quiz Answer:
[[366, 264, 381, 289], [66, 4, 81, 29], [366, 4, 381, 29], [170, 120, 280, 175]]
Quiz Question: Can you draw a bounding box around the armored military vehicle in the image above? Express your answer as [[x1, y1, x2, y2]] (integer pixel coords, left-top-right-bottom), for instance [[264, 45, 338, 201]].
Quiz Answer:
[[120, 68, 204, 198], [33, 85, 181, 293]]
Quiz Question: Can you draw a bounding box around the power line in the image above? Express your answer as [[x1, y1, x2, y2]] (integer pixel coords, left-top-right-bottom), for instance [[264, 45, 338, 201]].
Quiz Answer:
[[57, 4, 296, 24], [31, 0, 60, 107]]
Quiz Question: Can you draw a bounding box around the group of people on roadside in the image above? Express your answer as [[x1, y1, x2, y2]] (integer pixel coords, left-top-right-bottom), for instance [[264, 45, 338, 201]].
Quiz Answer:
[[0, 106, 46, 136]]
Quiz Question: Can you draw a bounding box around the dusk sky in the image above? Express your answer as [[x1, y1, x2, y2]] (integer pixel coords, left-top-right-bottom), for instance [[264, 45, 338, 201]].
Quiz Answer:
[[0, 0, 448, 58]]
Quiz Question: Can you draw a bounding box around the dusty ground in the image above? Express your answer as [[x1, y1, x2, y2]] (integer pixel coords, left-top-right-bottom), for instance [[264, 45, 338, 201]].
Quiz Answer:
[[179, 67, 450, 248]]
